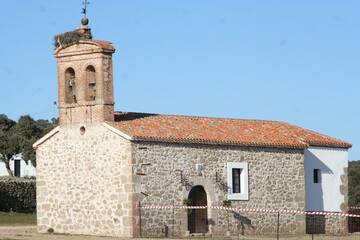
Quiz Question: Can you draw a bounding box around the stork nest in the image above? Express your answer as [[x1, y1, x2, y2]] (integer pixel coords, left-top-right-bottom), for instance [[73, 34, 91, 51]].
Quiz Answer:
[[53, 30, 92, 48]]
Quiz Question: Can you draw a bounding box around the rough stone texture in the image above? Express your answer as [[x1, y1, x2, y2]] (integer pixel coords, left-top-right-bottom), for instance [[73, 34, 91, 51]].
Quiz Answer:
[[325, 215, 348, 234], [331, 167, 349, 234], [36, 123, 134, 237], [340, 167, 348, 212], [132, 141, 307, 236]]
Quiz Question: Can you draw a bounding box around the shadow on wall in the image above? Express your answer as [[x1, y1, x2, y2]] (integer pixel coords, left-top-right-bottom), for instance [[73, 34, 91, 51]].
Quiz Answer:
[[307, 151, 334, 174], [233, 211, 254, 235], [305, 150, 333, 211]]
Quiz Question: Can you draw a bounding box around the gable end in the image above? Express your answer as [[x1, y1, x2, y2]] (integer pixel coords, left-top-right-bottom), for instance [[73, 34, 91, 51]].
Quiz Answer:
[[33, 126, 60, 149]]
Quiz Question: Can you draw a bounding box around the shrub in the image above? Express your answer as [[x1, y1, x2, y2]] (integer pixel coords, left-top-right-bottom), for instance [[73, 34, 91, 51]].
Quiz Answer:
[[0, 177, 36, 213]]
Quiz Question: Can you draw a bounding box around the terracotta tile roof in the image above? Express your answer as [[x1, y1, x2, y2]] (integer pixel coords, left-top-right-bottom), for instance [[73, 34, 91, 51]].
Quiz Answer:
[[106, 112, 352, 148], [91, 40, 115, 50]]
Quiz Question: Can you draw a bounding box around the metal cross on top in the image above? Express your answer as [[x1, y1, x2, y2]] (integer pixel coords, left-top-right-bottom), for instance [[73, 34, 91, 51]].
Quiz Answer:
[[82, 0, 90, 17]]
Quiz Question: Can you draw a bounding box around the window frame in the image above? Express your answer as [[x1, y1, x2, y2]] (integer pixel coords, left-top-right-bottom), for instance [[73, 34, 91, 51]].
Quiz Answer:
[[227, 162, 249, 200]]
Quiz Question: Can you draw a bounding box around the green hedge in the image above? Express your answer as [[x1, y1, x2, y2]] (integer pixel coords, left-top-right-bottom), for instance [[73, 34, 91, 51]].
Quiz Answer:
[[0, 177, 36, 213]]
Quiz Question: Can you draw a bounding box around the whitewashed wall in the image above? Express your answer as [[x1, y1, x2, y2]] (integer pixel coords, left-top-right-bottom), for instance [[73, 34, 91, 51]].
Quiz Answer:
[[0, 162, 8, 176], [304, 147, 348, 212], [0, 155, 36, 177]]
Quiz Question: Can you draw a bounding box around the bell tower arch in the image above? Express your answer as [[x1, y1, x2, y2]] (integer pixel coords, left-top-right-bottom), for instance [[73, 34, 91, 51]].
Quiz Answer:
[[54, 24, 116, 126]]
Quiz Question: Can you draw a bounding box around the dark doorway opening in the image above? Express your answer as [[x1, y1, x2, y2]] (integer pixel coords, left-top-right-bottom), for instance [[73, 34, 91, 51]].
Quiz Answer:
[[188, 185, 208, 233], [306, 214, 325, 234], [14, 160, 21, 177], [349, 216, 360, 233]]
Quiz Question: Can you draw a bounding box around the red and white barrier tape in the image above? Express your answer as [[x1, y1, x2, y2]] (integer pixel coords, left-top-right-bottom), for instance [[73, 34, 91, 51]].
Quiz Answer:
[[348, 206, 360, 210], [140, 206, 207, 209], [138, 205, 360, 217]]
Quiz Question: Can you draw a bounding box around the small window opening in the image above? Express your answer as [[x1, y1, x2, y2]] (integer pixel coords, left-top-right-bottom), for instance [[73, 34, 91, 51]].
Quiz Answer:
[[80, 126, 86, 135], [65, 68, 76, 103], [86, 66, 96, 101], [313, 169, 320, 183], [232, 168, 242, 193]]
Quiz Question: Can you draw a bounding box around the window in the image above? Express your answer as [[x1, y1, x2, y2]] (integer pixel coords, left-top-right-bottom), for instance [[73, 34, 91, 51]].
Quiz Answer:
[[227, 162, 249, 200], [313, 169, 321, 183], [232, 168, 242, 193]]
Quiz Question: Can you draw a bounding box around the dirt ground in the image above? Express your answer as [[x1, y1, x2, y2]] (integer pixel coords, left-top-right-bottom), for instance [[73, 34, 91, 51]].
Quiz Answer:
[[1, 226, 360, 240], [0, 226, 126, 240]]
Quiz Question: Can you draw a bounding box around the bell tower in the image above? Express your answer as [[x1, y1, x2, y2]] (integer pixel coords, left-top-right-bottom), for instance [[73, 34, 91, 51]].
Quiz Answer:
[[54, 16, 116, 126]]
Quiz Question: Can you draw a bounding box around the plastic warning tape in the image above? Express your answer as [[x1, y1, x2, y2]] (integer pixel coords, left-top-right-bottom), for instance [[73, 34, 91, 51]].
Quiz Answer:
[[140, 206, 207, 209], [348, 206, 360, 209], [138, 205, 360, 217]]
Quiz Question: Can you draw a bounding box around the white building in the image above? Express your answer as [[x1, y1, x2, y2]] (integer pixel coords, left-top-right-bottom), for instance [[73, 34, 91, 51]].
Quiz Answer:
[[305, 147, 348, 212], [0, 154, 36, 177]]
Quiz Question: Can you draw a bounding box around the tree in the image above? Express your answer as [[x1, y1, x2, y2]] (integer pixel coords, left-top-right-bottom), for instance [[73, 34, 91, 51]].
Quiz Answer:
[[37, 118, 58, 136], [12, 115, 43, 168], [348, 160, 360, 217], [349, 160, 360, 213], [0, 114, 17, 176], [0, 114, 15, 131], [0, 115, 57, 176]]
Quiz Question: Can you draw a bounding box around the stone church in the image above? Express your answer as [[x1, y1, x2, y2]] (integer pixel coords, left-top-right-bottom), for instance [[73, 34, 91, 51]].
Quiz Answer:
[[34, 20, 352, 237]]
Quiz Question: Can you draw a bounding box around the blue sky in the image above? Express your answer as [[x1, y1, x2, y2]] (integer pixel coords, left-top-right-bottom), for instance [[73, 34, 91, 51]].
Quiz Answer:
[[0, 1, 359, 160]]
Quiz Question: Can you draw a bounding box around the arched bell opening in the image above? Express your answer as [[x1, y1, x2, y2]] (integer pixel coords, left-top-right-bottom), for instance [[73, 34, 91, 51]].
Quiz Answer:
[[85, 65, 97, 101], [65, 68, 76, 103]]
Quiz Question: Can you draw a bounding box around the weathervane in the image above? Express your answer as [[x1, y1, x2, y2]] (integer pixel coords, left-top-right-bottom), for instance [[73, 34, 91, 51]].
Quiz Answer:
[[81, 0, 90, 26]]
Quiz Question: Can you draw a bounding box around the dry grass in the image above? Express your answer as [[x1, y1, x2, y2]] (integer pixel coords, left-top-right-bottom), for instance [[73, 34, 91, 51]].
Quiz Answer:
[[0, 212, 36, 226]]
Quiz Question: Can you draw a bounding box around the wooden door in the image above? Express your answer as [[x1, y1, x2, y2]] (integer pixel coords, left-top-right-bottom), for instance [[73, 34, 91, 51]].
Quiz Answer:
[[188, 186, 208, 233]]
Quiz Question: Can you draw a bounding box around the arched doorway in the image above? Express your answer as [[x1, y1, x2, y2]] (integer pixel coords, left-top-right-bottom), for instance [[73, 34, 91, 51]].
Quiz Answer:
[[188, 185, 208, 233]]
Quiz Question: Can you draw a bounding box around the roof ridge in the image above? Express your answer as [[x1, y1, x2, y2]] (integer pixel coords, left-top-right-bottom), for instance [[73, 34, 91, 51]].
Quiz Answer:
[[114, 111, 286, 123]]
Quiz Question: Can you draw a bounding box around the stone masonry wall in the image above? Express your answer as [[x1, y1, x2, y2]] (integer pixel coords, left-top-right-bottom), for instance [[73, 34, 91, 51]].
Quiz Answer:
[[132, 141, 306, 237], [36, 123, 134, 237], [332, 167, 349, 234]]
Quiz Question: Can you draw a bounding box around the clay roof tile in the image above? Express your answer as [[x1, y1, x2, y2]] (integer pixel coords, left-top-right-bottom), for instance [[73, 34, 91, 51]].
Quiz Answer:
[[106, 112, 352, 149]]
